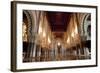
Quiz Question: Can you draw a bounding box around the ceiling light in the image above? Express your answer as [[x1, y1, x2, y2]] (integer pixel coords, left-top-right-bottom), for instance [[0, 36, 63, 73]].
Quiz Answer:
[[57, 42, 61, 46]]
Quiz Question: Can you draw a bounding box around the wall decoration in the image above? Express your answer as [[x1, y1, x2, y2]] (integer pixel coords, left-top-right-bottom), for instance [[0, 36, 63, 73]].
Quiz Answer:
[[11, 1, 98, 72]]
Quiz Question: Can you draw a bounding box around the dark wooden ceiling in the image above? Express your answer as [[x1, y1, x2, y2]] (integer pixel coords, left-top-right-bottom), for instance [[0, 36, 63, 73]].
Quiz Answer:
[[46, 11, 72, 38], [46, 11, 72, 32]]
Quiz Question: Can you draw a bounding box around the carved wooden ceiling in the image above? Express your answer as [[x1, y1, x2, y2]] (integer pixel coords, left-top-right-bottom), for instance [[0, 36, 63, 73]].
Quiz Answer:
[[46, 11, 72, 38], [46, 11, 72, 32]]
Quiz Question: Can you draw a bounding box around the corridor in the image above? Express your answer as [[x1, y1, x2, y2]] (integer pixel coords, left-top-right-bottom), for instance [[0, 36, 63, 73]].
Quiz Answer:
[[22, 10, 91, 62]]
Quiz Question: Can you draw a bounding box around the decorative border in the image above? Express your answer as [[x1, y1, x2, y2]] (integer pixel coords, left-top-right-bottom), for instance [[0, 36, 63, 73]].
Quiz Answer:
[[11, 1, 98, 72]]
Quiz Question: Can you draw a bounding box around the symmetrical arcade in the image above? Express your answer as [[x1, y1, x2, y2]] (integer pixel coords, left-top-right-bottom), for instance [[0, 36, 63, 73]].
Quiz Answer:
[[22, 10, 91, 62]]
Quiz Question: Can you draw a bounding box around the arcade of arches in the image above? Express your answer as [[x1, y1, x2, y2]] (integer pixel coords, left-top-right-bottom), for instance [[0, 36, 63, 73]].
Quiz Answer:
[[23, 10, 91, 62]]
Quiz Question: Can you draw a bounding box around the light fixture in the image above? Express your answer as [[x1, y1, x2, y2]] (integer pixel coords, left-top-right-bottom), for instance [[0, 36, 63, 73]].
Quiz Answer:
[[75, 25, 78, 34], [38, 26, 42, 34], [43, 30, 46, 37], [57, 42, 61, 46], [71, 31, 74, 37], [48, 37, 51, 44], [38, 20, 42, 34], [67, 37, 70, 43]]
